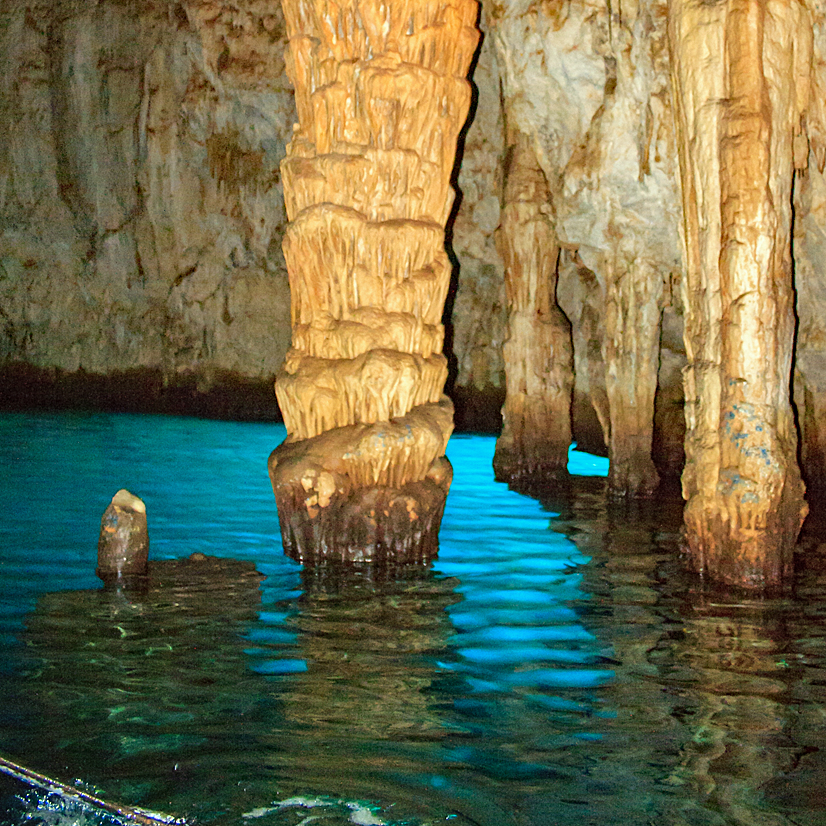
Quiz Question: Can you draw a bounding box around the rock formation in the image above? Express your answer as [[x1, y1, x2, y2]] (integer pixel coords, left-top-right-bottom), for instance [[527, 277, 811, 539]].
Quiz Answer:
[[8, 0, 826, 585], [668, 0, 810, 586], [493, 130, 573, 487], [267, 0, 479, 563], [97, 489, 149, 585], [0, 0, 294, 408], [489, 0, 682, 497]]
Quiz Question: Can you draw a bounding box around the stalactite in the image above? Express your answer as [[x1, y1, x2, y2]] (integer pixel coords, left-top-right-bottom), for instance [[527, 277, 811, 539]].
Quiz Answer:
[[668, 0, 809, 587], [269, 0, 479, 564], [493, 130, 574, 488]]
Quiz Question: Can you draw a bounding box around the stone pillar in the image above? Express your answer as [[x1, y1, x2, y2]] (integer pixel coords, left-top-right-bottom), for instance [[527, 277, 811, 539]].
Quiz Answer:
[[668, 0, 809, 587], [269, 0, 479, 564], [602, 256, 663, 497], [493, 130, 574, 488]]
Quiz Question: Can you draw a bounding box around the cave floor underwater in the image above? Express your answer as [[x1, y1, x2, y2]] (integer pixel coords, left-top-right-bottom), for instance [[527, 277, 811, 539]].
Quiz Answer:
[[0, 410, 824, 826]]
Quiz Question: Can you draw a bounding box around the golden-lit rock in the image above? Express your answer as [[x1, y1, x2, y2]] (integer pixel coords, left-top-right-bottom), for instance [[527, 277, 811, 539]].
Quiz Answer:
[[269, 0, 478, 561], [493, 130, 574, 487], [668, 0, 809, 586], [489, 0, 681, 496], [97, 489, 149, 584]]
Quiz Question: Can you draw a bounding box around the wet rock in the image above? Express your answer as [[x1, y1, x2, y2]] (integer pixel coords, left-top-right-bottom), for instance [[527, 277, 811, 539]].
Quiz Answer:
[[96, 489, 149, 584]]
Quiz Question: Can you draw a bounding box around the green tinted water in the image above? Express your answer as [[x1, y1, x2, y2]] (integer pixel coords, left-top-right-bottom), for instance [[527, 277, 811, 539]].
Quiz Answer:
[[1, 412, 825, 825]]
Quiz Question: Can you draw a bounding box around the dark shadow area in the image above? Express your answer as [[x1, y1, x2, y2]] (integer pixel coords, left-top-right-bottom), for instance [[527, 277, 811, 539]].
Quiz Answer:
[[0, 362, 282, 422], [450, 384, 504, 433], [442, 9, 484, 401], [0, 554, 268, 824]]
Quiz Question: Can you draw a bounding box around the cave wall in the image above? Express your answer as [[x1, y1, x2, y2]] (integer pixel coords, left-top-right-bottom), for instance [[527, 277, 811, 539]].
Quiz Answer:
[[0, 0, 508, 418], [0, 0, 294, 400]]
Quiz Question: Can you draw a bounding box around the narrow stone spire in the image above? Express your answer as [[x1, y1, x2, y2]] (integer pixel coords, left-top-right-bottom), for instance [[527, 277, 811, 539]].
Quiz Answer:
[[493, 129, 574, 489]]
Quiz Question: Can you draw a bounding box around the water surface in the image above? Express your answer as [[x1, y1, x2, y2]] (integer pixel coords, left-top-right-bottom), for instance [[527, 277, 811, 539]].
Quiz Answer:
[[0, 412, 824, 825]]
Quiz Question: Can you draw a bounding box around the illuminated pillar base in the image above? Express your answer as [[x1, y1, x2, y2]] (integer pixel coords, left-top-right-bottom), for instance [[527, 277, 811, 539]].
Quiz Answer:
[[269, 451, 452, 565]]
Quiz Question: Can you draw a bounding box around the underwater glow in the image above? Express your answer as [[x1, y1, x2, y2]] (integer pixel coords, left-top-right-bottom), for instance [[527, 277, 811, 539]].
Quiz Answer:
[[1, 412, 823, 826]]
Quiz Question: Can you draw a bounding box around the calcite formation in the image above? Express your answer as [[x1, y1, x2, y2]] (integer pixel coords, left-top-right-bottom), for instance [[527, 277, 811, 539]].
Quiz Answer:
[[493, 130, 573, 487], [9, 0, 826, 587], [489, 0, 682, 497], [668, 0, 810, 586], [0, 0, 294, 395], [268, 0, 479, 563]]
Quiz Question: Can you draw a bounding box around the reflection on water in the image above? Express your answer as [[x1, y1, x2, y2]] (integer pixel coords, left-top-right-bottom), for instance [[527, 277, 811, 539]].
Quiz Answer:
[[1, 413, 826, 825]]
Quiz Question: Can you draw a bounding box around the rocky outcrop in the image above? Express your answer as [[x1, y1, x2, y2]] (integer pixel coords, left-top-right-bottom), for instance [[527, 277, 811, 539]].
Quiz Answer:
[[0, 0, 294, 401], [97, 489, 149, 585], [793, 7, 826, 508], [668, 0, 810, 586], [489, 0, 684, 497], [268, 0, 478, 563]]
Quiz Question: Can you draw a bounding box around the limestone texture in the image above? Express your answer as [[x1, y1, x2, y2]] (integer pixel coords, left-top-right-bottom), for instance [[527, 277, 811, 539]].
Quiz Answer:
[[489, 0, 683, 496], [669, 0, 810, 586], [268, 0, 478, 562], [6, 0, 826, 584], [493, 130, 573, 487], [0, 0, 295, 399]]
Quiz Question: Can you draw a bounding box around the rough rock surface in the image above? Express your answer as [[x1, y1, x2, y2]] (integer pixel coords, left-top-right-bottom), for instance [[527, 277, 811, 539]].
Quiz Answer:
[[0, 0, 293, 401], [97, 488, 149, 584], [669, 0, 810, 586], [493, 129, 573, 487], [793, 4, 826, 509], [268, 0, 478, 562], [489, 0, 684, 496], [5, 0, 826, 575]]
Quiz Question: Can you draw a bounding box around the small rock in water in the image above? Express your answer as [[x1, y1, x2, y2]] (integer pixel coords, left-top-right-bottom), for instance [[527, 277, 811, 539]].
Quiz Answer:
[[97, 489, 149, 585]]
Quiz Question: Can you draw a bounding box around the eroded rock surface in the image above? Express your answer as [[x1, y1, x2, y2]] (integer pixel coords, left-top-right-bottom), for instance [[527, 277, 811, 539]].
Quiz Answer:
[[0, 0, 293, 398], [268, 0, 478, 562], [669, 0, 810, 586], [489, 0, 683, 496], [493, 130, 573, 487]]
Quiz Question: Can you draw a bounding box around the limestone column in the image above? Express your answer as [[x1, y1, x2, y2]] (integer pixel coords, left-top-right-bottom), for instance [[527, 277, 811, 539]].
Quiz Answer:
[[602, 256, 664, 497], [269, 0, 479, 563], [668, 0, 809, 587], [493, 131, 574, 488]]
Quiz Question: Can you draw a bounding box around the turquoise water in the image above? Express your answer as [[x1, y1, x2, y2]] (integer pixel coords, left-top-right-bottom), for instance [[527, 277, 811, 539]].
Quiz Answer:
[[0, 412, 825, 825]]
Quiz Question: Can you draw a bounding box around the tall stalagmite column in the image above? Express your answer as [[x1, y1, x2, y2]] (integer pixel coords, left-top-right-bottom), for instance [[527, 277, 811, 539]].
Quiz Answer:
[[493, 131, 574, 487], [668, 0, 809, 587], [602, 255, 664, 497], [269, 0, 479, 563]]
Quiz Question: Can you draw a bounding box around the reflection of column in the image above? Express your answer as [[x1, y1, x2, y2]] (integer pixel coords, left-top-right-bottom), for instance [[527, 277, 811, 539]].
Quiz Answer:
[[547, 476, 826, 824], [668, 0, 809, 587], [494, 131, 573, 489], [269, 0, 479, 564], [662, 594, 797, 824], [16, 556, 264, 785], [273, 565, 459, 803], [560, 488, 690, 816]]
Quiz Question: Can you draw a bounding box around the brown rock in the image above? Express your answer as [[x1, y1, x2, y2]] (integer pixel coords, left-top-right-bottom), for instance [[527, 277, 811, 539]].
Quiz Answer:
[[668, 0, 809, 587], [97, 489, 149, 584], [493, 130, 574, 488]]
